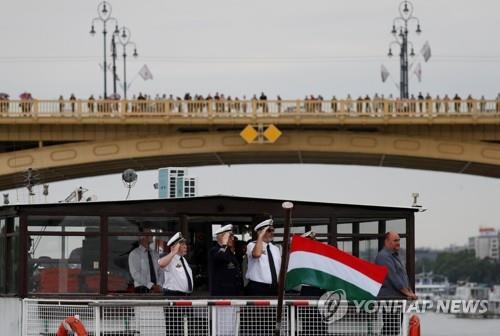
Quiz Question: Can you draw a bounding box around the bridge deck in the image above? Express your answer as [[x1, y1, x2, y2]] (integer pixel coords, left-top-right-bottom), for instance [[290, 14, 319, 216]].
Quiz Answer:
[[0, 99, 499, 125]]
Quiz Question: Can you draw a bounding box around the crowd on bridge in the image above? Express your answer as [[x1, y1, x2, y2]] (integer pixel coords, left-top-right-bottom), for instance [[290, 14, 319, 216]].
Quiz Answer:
[[1, 91, 500, 115]]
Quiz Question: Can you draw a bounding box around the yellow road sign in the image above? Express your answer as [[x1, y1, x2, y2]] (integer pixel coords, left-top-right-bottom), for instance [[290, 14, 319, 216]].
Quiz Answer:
[[240, 125, 258, 144], [240, 124, 282, 144], [263, 124, 282, 143]]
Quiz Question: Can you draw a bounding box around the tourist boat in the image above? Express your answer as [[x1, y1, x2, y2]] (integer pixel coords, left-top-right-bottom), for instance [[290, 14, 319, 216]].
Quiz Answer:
[[415, 272, 450, 302], [0, 195, 418, 335]]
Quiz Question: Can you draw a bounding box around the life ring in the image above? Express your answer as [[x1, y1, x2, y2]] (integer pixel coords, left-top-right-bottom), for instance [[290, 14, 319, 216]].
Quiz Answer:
[[56, 315, 88, 336], [409, 314, 420, 336]]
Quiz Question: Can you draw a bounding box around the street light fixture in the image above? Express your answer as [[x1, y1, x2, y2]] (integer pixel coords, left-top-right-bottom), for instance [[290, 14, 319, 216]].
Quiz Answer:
[[387, 0, 422, 99], [115, 26, 138, 99], [90, 1, 119, 99]]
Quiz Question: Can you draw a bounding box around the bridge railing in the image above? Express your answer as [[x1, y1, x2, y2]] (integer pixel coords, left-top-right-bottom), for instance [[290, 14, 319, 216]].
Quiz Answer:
[[1, 98, 500, 119]]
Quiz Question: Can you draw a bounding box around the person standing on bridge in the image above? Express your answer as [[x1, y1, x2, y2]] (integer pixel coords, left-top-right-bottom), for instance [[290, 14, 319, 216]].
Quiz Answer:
[[70, 93, 76, 113], [58, 95, 65, 113], [453, 93, 462, 113]]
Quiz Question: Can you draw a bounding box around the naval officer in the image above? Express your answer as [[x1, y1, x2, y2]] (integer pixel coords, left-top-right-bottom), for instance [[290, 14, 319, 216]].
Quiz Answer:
[[245, 219, 281, 296], [208, 224, 243, 296], [158, 232, 193, 296]]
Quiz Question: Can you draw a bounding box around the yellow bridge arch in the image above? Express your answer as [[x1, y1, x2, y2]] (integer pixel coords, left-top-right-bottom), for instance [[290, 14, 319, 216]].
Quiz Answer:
[[1, 130, 500, 190]]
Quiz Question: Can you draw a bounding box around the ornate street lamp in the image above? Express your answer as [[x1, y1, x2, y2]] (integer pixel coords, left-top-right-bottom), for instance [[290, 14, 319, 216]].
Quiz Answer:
[[387, 0, 422, 99], [90, 1, 119, 99], [115, 26, 138, 99]]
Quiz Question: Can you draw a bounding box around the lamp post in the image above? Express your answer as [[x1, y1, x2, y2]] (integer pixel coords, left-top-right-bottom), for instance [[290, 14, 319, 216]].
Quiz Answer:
[[90, 1, 119, 99], [111, 34, 118, 97], [387, 0, 422, 99], [116, 26, 138, 99]]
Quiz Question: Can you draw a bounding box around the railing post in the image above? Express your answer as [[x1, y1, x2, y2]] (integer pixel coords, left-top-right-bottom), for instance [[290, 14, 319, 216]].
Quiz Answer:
[[94, 305, 101, 336], [211, 306, 217, 336], [290, 305, 296, 336], [21, 299, 28, 336], [121, 100, 126, 117], [295, 100, 300, 115], [207, 99, 213, 118], [33, 100, 39, 118], [76, 100, 82, 119]]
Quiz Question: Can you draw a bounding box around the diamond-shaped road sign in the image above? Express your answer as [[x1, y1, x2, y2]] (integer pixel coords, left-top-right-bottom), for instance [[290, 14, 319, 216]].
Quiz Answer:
[[240, 124, 282, 144], [240, 125, 259, 144], [263, 124, 282, 143]]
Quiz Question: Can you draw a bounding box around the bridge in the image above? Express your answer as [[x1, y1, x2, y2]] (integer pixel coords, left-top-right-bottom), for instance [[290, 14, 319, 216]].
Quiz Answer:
[[0, 97, 499, 190]]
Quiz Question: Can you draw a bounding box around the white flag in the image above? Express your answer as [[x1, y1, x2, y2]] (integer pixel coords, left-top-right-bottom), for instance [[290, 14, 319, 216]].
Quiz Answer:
[[414, 62, 422, 82], [139, 64, 153, 81], [381, 65, 390, 83], [421, 41, 432, 62]]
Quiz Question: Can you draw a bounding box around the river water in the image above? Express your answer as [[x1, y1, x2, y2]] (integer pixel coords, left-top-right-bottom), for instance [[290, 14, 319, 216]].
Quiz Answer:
[[420, 312, 500, 336]]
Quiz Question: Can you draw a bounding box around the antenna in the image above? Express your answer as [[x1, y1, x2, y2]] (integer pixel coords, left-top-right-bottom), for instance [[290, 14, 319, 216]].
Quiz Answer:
[[411, 192, 426, 211], [122, 168, 138, 200]]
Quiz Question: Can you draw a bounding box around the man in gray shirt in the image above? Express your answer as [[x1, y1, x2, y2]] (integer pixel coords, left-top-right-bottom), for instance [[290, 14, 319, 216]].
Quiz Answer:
[[375, 232, 416, 335], [375, 231, 417, 300]]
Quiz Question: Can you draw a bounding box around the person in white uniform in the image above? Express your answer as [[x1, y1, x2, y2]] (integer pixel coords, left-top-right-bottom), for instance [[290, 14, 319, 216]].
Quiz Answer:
[[159, 232, 196, 336], [245, 219, 281, 296], [158, 232, 193, 296]]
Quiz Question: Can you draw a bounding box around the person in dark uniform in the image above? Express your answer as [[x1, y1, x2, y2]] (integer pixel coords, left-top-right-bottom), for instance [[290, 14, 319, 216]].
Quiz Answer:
[[208, 224, 243, 296]]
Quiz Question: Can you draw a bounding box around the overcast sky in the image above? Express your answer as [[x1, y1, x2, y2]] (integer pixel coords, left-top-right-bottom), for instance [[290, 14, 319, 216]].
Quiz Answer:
[[1, 1, 500, 249]]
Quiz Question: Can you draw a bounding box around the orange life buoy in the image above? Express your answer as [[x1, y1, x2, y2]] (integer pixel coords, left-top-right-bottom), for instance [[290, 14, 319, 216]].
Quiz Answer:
[[56, 315, 88, 336], [409, 314, 420, 336]]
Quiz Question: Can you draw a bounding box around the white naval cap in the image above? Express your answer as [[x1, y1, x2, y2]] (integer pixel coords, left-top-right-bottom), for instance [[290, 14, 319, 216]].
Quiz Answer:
[[214, 224, 233, 236], [167, 232, 185, 247], [301, 231, 316, 239], [254, 219, 273, 232]]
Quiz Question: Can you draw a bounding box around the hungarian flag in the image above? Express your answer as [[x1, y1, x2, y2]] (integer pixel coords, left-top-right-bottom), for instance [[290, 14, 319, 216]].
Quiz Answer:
[[285, 235, 388, 300]]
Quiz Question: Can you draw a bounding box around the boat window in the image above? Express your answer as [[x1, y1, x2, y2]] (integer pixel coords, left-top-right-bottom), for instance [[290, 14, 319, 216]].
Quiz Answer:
[[386, 219, 406, 234], [28, 216, 99, 232], [108, 217, 178, 233], [28, 235, 100, 294], [359, 239, 379, 262], [359, 221, 379, 234], [107, 236, 137, 293], [337, 240, 353, 254], [337, 223, 352, 234]]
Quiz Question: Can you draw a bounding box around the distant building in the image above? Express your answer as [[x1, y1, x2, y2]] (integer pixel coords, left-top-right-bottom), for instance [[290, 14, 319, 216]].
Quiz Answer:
[[158, 168, 197, 199], [469, 227, 499, 261]]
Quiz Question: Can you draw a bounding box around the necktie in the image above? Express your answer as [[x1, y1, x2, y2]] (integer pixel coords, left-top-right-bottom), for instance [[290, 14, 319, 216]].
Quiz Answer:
[[267, 244, 278, 287], [180, 257, 193, 292], [147, 249, 157, 285]]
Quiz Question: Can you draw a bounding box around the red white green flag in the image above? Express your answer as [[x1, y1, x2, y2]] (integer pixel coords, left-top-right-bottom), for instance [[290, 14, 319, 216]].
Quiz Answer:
[[285, 235, 388, 300]]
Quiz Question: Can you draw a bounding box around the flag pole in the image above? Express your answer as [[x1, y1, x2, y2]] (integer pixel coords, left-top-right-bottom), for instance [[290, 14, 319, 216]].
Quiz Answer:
[[274, 201, 294, 336]]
